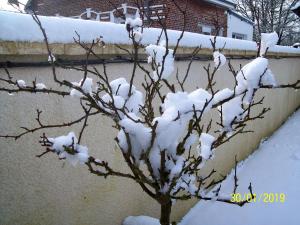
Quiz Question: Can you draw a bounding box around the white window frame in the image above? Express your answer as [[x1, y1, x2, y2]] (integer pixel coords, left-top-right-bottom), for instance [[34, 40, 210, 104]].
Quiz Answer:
[[199, 24, 213, 35]]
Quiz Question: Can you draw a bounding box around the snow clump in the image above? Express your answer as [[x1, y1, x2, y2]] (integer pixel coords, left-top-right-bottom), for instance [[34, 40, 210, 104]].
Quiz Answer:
[[198, 133, 216, 160], [235, 57, 276, 104], [172, 173, 198, 195], [145, 41, 174, 81], [48, 131, 89, 166], [17, 80, 26, 88], [213, 51, 226, 68], [125, 13, 143, 43], [260, 32, 279, 56], [48, 53, 56, 62], [70, 77, 93, 97], [213, 88, 234, 104], [99, 77, 143, 116], [125, 16, 142, 29], [219, 96, 244, 131], [118, 113, 151, 162], [35, 83, 46, 90]]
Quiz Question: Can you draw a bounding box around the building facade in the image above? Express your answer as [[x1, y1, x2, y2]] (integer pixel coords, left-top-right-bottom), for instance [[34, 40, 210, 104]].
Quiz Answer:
[[25, 0, 253, 40], [227, 10, 254, 41]]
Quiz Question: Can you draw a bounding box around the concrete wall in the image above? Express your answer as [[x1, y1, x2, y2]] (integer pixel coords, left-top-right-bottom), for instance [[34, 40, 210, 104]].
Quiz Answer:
[[0, 53, 300, 225]]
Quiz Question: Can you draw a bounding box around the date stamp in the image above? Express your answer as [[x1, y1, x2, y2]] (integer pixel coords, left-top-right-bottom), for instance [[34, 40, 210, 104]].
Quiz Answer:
[[230, 193, 286, 203]]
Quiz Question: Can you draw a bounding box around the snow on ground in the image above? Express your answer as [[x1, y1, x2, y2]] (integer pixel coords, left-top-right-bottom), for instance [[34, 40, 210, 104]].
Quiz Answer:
[[1, 11, 300, 54], [123, 216, 160, 225], [180, 109, 300, 225]]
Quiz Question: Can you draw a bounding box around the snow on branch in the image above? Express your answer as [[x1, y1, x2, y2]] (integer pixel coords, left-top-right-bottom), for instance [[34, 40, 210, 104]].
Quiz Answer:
[[1, 4, 300, 225], [41, 131, 89, 165]]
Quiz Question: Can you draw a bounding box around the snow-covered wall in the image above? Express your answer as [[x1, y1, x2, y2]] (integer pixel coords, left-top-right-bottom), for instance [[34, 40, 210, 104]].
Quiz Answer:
[[227, 12, 254, 41], [0, 11, 299, 54], [1, 58, 300, 225]]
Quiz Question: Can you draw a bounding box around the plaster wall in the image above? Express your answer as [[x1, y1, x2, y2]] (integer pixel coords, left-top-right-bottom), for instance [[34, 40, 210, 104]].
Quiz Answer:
[[0, 58, 300, 225]]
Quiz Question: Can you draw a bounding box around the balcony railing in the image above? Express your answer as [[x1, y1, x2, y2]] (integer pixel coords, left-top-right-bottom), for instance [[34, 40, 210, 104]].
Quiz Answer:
[[61, 3, 166, 24]]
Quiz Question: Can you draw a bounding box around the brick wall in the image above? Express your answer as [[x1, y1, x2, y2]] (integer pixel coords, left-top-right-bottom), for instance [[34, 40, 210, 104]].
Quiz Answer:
[[32, 0, 227, 35], [33, 0, 142, 16], [164, 0, 227, 35]]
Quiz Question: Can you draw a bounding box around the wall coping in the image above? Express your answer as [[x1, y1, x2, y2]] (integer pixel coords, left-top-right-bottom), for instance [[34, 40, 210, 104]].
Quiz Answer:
[[1, 40, 300, 65]]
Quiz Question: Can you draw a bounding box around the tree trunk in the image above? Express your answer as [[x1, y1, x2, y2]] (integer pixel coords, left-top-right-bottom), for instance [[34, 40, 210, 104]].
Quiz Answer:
[[160, 200, 172, 225]]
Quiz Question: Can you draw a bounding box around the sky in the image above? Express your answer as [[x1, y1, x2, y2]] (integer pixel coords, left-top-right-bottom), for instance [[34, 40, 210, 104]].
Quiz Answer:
[[0, 0, 28, 11]]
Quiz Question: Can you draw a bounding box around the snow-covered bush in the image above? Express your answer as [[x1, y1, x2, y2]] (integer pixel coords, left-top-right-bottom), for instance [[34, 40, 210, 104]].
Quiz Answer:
[[1, 2, 299, 225]]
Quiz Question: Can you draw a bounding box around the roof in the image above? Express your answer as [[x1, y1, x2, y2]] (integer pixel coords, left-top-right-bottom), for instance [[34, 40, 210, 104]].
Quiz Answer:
[[24, 0, 33, 12], [291, 1, 300, 17], [202, 0, 236, 9], [228, 10, 254, 25], [291, 1, 300, 10]]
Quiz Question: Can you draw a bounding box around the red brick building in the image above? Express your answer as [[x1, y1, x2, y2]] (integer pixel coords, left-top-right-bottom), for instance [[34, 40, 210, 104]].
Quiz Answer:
[[25, 0, 240, 36]]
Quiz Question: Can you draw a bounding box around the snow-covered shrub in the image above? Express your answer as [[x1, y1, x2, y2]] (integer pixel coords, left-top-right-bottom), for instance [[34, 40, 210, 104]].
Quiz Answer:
[[1, 5, 299, 225]]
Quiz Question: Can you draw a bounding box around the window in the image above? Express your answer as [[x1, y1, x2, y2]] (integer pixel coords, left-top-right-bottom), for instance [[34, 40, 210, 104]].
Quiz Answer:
[[198, 24, 224, 36], [202, 25, 212, 35], [232, 33, 247, 40], [198, 23, 213, 35], [218, 28, 224, 37]]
